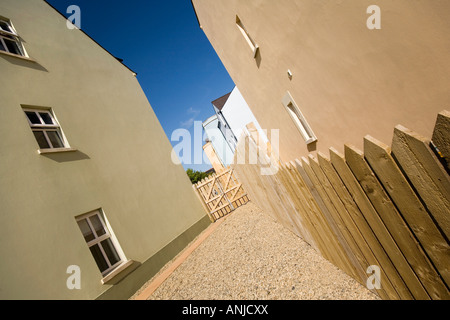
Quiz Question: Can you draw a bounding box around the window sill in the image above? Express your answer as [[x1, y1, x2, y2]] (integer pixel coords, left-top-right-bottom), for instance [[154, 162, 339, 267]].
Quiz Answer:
[[101, 260, 138, 285], [38, 147, 77, 154], [0, 50, 36, 63], [253, 45, 260, 58], [305, 137, 318, 145]]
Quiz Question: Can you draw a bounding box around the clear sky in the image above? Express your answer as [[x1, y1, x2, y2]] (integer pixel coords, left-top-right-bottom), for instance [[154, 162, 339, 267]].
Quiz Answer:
[[46, 0, 235, 172]]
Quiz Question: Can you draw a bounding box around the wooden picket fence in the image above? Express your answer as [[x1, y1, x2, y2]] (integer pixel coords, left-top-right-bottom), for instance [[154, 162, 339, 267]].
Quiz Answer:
[[193, 167, 249, 222], [232, 111, 450, 300]]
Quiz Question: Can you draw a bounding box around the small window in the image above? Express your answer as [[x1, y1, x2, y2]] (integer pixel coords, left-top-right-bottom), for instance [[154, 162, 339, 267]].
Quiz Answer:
[[22, 108, 69, 150], [236, 15, 259, 58], [0, 18, 27, 57], [76, 210, 125, 276], [282, 91, 317, 144]]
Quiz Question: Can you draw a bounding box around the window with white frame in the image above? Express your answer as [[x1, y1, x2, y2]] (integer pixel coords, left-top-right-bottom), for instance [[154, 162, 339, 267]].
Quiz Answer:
[[76, 210, 125, 276], [282, 91, 317, 144], [0, 18, 27, 57], [236, 15, 259, 58], [23, 108, 68, 150]]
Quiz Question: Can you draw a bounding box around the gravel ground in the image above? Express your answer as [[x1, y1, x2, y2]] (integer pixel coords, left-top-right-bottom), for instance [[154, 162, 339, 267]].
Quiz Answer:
[[131, 202, 379, 300]]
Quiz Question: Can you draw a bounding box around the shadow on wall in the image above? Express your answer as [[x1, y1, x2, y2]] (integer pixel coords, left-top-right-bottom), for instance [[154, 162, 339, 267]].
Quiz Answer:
[[42, 150, 90, 163], [1, 53, 49, 72], [255, 48, 262, 69], [307, 141, 317, 153]]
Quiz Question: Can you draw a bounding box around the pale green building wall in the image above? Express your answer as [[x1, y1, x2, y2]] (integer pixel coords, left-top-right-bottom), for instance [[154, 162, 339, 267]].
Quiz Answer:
[[0, 0, 209, 299]]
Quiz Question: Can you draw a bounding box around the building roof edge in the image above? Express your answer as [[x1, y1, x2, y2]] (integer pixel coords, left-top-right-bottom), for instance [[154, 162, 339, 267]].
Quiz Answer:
[[42, 0, 138, 76]]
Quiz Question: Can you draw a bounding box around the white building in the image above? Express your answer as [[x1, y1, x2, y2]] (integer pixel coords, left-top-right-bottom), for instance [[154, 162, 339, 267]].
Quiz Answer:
[[218, 86, 267, 148], [203, 86, 268, 170]]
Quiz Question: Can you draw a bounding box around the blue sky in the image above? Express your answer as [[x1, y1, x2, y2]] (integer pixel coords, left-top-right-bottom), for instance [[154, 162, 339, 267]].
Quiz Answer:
[[46, 0, 235, 172]]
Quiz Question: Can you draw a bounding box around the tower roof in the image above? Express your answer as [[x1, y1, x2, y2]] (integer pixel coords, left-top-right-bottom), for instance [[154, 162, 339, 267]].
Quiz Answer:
[[211, 92, 231, 111]]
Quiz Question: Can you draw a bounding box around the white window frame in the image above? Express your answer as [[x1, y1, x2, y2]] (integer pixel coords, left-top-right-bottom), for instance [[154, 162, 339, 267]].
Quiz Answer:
[[76, 209, 127, 277], [0, 17, 28, 57], [282, 91, 317, 145], [236, 15, 259, 58], [22, 107, 71, 151]]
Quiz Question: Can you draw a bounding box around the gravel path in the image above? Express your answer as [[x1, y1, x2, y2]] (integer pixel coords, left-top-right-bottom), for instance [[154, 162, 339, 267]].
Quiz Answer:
[[131, 202, 379, 300]]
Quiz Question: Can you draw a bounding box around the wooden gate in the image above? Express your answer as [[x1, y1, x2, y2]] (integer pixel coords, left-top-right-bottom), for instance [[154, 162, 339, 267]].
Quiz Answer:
[[193, 167, 249, 222]]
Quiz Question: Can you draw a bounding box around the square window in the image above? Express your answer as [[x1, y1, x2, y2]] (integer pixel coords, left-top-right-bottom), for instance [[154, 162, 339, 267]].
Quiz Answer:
[[25, 111, 41, 125], [101, 238, 121, 266], [46, 131, 65, 149], [89, 244, 110, 273], [23, 108, 70, 150], [76, 210, 125, 276], [89, 214, 107, 238], [0, 20, 13, 33], [32, 131, 51, 149], [0, 18, 27, 57], [77, 219, 95, 243], [39, 112, 54, 125], [4, 38, 22, 55]]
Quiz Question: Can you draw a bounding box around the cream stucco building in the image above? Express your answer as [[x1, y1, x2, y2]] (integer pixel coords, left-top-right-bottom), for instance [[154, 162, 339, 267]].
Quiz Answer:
[[0, 0, 209, 299], [191, 0, 450, 162]]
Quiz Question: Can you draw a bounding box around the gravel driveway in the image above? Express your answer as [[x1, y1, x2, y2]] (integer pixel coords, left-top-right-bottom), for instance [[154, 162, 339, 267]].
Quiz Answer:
[[131, 202, 379, 300]]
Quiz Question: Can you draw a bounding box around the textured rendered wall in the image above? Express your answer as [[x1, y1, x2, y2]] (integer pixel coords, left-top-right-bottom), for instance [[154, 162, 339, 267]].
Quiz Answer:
[[192, 0, 450, 162]]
